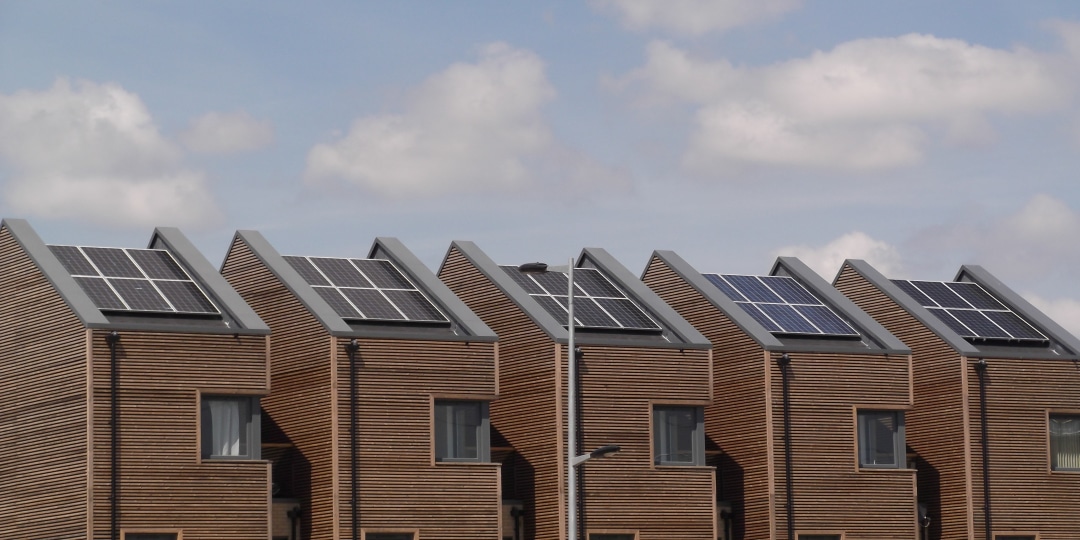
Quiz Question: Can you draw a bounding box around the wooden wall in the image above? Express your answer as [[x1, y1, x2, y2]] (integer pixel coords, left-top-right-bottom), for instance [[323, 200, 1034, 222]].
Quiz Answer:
[[89, 330, 270, 540], [335, 338, 501, 540], [440, 247, 562, 540], [442, 247, 717, 540], [0, 225, 89, 539], [835, 264, 973, 540], [223, 236, 335, 539], [646, 256, 918, 540]]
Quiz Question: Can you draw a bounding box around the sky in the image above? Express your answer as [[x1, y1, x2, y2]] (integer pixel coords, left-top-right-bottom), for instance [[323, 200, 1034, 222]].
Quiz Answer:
[[3, 1, 1080, 335]]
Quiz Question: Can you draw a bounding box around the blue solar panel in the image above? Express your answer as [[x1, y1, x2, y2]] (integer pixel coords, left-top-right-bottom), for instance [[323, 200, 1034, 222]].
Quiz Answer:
[[893, 279, 1048, 343], [292, 256, 448, 324], [705, 273, 859, 337]]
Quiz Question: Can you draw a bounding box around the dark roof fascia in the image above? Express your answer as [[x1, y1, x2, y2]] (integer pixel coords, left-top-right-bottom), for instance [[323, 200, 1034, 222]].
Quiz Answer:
[[149, 227, 269, 335], [442, 240, 570, 343], [582, 247, 709, 349], [368, 237, 497, 342], [839, 259, 981, 355], [956, 265, 1080, 358], [647, 250, 783, 349], [772, 256, 909, 355], [228, 230, 354, 336], [1, 218, 110, 328]]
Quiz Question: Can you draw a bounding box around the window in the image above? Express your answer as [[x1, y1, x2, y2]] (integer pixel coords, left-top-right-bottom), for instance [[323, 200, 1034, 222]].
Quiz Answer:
[[590, 535, 635, 540], [201, 395, 260, 460], [125, 534, 178, 540], [858, 410, 905, 468], [653, 406, 704, 466], [366, 534, 415, 540], [798, 536, 841, 540], [1050, 414, 1080, 471], [995, 536, 1036, 540], [435, 400, 490, 462]]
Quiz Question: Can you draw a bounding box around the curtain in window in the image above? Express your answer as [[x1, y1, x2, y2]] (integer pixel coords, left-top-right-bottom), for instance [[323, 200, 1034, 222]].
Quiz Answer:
[[1050, 415, 1080, 470], [655, 407, 695, 463], [209, 399, 241, 457]]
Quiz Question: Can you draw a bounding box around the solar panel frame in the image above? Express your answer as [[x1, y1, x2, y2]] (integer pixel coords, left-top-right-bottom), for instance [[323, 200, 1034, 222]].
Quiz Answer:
[[284, 256, 332, 286], [893, 279, 1049, 343], [503, 266, 661, 332], [311, 257, 373, 288], [706, 273, 859, 337], [382, 289, 447, 322], [52, 245, 220, 316], [353, 259, 413, 289], [341, 288, 406, 320]]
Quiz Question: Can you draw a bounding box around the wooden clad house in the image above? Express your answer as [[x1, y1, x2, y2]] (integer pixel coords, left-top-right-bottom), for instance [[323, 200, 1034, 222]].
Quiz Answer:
[[0, 218, 272, 540], [438, 242, 716, 540], [834, 260, 1080, 540], [642, 252, 917, 540], [220, 231, 501, 540]]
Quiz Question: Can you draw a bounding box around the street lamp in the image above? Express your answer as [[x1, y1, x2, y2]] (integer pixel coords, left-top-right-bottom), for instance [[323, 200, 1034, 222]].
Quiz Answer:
[[518, 260, 621, 540]]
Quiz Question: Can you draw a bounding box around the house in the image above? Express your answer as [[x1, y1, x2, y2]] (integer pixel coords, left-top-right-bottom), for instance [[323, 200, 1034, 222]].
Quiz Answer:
[[642, 252, 917, 540], [834, 260, 1080, 540], [438, 242, 716, 540], [220, 231, 501, 540], [0, 218, 271, 540]]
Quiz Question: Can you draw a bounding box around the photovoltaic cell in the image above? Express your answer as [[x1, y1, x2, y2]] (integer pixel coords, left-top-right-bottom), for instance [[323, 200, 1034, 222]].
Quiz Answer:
[[382, 290, 446, 322], [502, 265, 661, 331], [50, 245, 97, 276], [314, 287, 361, 318], [705, 273, 858, 337], [353, 259, 412, 289], [311, 257, 372, 288], [893, 279, 1048, 343], [284, 256, 331, 286], [52, 245, 219, 315], [129, 249, 187, 280], [341, 288, 404, 320], [83, 247, 142, 278]]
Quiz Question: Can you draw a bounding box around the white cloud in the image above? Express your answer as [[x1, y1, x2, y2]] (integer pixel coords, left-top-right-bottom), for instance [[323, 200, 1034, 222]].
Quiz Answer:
[[619, 33, 1074, 174], [305, 42, 630, 199], [592, 0, 801, 36], [775, 231, 905, 281], [1024, 294, 1080, 341], [179, 111, 274, 155], [0, 79, 222, 228]]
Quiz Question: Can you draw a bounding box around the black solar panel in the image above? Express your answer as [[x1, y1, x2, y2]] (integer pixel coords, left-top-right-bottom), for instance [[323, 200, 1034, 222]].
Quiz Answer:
[[284, 256, 331, 286], [52, 245, 219, 315], [501, 266, 661, 331], [291, 256, 448, 324], [353, 259, 412, 289], [705, 274, 859, 337], [892, 279, 1048, 343]]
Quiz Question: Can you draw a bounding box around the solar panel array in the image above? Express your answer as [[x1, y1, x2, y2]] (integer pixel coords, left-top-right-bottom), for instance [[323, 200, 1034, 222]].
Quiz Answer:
[[890, 279, 1048, 343], [501, 266, 661, 331], [703, 274, 860, 337], [284, 256, 448, 323], [49, 245, 219, 315]]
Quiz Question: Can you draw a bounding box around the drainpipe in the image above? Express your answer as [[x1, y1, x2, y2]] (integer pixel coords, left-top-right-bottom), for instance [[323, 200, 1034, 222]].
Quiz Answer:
[[974, 358, 992, 540], [106, 331, 121, 540], [777, 353, 795, 540], [346, 339, 361, 540]]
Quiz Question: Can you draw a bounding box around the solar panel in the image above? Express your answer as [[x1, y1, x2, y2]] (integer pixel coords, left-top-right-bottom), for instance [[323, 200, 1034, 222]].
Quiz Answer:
[[891, 279, 1049, 343], [51, 245, 219, 315], [287, 256, 448, 324], [703, 274, 859, 337], [501, 266, 662, 332]]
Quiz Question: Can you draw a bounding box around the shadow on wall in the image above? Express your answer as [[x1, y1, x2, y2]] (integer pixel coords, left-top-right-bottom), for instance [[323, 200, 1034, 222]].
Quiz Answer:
[[713, 446, 744, 540]]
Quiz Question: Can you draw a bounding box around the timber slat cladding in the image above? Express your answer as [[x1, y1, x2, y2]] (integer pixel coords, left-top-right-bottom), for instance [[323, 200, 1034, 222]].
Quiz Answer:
[[224, 238, 501, 540], [222, 236, 335, 540], [645, 256, 918, 540], [441, 248, 717, 540], [89, 330, 270, 540], [836, 264, 1080, 540], [0, 226, 88, 540], [335, 337, 500, 540]]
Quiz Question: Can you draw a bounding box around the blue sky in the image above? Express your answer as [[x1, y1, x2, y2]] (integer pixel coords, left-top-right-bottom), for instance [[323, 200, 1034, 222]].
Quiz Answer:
[[3, 1, 1080, 333]]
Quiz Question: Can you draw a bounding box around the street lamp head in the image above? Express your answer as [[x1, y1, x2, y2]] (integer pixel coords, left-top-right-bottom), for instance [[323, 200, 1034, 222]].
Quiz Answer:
[[590, 445, 621, 459]]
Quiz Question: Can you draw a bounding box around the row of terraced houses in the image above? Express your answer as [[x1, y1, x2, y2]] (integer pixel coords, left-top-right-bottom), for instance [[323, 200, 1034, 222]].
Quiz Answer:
[[1, 217, 1078, 540]]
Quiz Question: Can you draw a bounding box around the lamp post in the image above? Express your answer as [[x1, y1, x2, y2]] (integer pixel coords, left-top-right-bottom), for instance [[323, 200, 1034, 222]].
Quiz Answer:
[[518, 260, 621, 540]]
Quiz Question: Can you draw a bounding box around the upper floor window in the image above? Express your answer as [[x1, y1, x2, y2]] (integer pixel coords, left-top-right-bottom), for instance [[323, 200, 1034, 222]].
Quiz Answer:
[[653, 405, 704, 466], [201, 395, 260, 460], [1050, 414, 1080, 471], [435, 400, 490, 462], [858, 410, 905, 469]]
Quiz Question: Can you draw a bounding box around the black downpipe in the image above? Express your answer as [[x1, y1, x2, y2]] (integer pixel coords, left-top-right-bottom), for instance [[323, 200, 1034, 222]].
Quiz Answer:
[[346, 339, 361, 540], [974, 358, 992, 540], [575, 347, 585, 540], [107, 331, 121, 540], [777, 353, 795, 540]]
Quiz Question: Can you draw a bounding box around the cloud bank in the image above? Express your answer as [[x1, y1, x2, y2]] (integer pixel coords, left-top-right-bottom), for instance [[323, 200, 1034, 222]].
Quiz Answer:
[[775, 231, 905, 281], [591, 0, 801, 36]]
